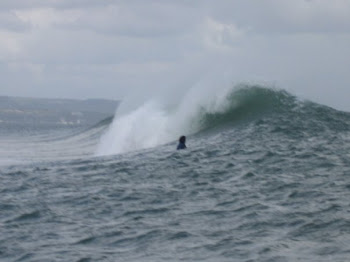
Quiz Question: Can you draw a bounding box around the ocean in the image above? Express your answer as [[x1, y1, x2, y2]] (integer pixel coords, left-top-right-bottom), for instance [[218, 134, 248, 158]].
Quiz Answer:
[[1, 86, 350, 261]]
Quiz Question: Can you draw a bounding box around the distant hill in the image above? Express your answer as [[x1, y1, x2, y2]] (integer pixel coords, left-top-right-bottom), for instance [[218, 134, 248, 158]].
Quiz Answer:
[[0, 96, 120, 128]]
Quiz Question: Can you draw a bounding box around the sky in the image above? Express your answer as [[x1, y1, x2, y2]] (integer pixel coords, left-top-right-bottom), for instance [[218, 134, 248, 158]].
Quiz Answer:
[[0, 0, 350, 110]]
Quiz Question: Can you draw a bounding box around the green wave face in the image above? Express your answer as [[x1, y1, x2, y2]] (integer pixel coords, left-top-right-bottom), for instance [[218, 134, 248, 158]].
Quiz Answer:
[[193, 85, 298, 132], [191, 84, 350, 136]]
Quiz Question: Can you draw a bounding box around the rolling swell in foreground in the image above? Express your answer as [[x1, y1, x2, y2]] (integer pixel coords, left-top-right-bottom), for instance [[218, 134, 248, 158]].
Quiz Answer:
[[1, 86, 350, 261]]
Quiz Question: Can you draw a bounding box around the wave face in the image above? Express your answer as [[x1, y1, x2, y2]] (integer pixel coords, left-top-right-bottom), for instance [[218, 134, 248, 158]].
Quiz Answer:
[[96, 85, 350, 155], [194, 86, 297, 131]]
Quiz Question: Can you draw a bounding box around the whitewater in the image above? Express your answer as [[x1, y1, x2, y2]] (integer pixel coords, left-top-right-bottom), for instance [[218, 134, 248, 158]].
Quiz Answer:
[[1, 85, 350, 262]]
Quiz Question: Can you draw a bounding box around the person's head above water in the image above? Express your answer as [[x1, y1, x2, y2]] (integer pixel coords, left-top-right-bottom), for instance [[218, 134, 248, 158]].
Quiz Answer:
[[177, 135, 187, 150], [179, 136, 186, 144]]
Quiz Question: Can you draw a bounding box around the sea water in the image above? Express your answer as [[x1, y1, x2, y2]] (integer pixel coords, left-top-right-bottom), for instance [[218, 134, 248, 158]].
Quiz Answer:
[[1, 86, 350, 261]]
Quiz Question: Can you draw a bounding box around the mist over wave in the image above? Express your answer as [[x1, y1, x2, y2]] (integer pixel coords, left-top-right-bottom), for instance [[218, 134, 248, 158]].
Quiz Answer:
[[96, 82, 229, 155]]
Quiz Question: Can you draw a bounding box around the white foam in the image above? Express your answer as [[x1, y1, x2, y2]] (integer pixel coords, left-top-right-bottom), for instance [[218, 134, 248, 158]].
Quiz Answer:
[[96, 74, 235, 156]]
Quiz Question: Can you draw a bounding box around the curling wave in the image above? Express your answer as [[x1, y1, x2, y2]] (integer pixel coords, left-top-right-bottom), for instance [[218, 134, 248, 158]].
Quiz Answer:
[[97, 84, 346, 156]]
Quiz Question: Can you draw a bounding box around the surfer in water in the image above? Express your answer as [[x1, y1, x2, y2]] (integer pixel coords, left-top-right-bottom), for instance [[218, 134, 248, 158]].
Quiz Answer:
[[177, 135, 187, 150]]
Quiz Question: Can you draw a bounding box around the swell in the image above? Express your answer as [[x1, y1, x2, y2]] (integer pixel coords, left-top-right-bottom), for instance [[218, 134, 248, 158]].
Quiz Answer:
[[0, 116, 114, 166], [34, 116, 114, 143]]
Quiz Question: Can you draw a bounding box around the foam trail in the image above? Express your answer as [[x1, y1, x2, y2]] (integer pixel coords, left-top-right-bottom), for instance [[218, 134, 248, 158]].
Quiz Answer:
[[96, 76, 234, 156]]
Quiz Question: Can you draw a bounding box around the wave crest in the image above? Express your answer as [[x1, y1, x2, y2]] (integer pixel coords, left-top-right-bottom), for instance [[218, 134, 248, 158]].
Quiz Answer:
[[96, 83, 350, 156], [96, 85, 302, 156]]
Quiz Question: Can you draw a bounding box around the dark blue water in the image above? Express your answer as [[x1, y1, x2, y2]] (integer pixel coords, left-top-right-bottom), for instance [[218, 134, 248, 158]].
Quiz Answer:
[[1, 87, 350, 261]]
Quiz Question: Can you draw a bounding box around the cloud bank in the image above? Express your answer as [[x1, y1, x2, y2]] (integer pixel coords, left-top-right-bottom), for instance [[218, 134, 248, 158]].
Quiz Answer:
[[0, 0, 349, 110]]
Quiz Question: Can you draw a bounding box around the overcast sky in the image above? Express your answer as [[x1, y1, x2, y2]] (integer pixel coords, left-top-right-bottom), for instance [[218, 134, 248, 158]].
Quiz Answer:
[[0, 0, 350, 110]]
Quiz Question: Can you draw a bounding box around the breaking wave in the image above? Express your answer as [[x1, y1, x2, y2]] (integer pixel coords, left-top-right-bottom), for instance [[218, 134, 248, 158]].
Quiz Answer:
[[96, 84, 350, 156]]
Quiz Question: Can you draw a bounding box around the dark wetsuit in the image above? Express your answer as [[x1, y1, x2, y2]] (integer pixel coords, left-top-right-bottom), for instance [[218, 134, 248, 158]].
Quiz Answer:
[[177, 142, 186, 150]]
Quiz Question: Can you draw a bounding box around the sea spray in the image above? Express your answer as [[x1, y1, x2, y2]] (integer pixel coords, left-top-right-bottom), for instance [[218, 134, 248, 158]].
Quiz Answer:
[[95, 81, 235, 156], [95, 85, 292, 156], [96, 101, 173, 155]]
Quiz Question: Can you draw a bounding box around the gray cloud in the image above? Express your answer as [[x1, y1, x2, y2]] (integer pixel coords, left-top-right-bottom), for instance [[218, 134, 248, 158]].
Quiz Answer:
[[59, 4, 199, 37], [0, 0, 350, 110], [0, 11, 29, 31], [207, 0, 350, 34], [0, 0, 115, 10]]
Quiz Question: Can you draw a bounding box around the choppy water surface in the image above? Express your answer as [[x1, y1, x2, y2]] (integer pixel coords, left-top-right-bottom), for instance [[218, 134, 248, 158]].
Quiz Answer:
[[1, 87, 350, 261]]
